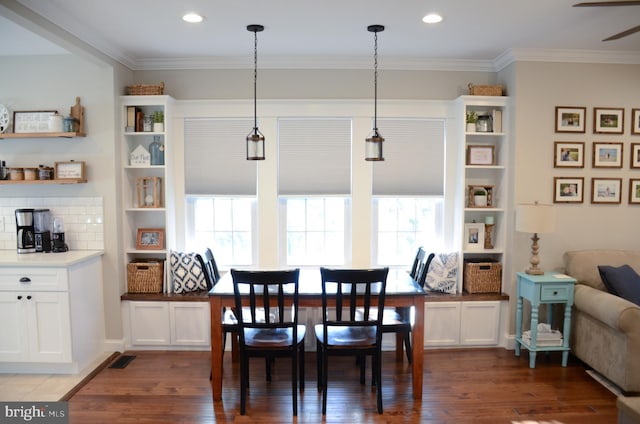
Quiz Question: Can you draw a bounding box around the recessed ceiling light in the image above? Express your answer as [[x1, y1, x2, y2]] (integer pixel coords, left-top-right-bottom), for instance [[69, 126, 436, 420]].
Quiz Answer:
[[422, 13, 443, 24], [182, 13, 204, 23]]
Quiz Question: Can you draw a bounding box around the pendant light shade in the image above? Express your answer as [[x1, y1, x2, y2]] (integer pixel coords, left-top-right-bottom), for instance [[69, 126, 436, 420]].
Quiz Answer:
[[366, 24, 385, 161], [246, 24, 265, 160]]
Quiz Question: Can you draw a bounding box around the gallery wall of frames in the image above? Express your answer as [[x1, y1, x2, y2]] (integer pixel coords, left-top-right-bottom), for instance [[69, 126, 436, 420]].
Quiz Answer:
[[552, 107, 640, 205]]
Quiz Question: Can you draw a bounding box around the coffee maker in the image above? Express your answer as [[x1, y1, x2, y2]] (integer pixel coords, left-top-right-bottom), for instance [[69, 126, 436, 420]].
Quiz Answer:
[[34, 209, 52, 253], [15, 208, 36, 253]]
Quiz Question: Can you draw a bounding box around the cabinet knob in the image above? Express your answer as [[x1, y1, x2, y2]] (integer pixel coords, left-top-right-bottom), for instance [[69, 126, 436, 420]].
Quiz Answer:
[[19, 277, 31, 283], [17, 295, 22, 300], [553, 291, 558, 295], [27, 295, 32, 300]]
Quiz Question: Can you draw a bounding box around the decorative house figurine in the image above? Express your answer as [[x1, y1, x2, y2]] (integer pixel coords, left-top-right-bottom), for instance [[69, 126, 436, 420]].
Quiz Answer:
[[136, 177, 162, 208], [130, 144, 150, 166]]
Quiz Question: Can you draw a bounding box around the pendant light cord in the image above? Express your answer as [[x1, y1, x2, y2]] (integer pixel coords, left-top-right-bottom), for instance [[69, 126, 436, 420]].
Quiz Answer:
[[373, 30, 378, 133], [253, 29, 258, 133]]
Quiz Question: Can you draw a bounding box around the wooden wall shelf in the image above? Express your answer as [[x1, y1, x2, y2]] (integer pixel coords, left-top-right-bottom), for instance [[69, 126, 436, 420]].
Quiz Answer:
[[0, 179, 86, 185], [0, 132, 86, 139]]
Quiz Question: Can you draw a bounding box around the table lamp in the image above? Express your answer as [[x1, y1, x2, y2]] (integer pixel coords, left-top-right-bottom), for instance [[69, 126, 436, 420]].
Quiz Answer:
[[516, 202, 555, 275]]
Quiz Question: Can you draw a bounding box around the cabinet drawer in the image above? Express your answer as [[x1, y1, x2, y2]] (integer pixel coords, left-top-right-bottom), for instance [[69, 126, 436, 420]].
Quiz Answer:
[[540, 285, 570, 302], [0, 268, 68, 291]]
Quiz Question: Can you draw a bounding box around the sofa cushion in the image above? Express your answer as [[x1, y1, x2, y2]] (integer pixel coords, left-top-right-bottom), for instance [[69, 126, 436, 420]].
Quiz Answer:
[[597, 264, 640, 306], [564, 250, 640, 291]]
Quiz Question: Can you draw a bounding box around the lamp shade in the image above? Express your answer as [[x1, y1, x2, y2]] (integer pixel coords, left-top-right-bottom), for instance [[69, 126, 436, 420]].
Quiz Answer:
[[516, 203, 555, 234]]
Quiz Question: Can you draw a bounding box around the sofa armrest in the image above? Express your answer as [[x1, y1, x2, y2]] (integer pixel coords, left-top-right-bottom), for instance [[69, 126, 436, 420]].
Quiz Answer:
[[574, 284, 640, 332]]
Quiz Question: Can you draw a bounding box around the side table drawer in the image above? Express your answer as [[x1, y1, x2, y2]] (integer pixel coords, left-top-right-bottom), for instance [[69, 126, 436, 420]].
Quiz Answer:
[[540, 285, 570, 302]]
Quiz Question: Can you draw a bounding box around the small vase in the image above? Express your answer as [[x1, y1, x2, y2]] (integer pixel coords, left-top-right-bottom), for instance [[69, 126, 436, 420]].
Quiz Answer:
[[153, 122, 164, 132], [466, 123, 476, 133], [474, 195, 487, 207]]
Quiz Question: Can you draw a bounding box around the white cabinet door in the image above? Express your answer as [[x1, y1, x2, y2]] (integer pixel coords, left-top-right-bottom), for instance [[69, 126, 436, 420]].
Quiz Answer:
[[424, 302, 461, 346], [170, 302, 210, 346], [460, 301, 500, 346], [27, 292, 71, 362], [128, 301, 171, 345], [0, 292, 28, 361]]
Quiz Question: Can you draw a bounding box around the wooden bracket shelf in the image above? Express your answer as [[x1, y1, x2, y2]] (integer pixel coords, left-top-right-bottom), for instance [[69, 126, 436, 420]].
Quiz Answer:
[[0, 179, 87, 185], [0, 132, 86, 139]]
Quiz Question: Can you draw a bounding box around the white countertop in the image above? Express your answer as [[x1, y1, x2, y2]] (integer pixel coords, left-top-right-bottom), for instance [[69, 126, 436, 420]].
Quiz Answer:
[[0, 250, 104, 267]]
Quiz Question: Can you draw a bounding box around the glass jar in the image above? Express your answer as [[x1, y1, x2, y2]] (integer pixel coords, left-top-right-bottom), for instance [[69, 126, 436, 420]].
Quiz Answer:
[[149, 136, 165, 165], [476, 114, 493, 132], [143, 116, 153, 132]]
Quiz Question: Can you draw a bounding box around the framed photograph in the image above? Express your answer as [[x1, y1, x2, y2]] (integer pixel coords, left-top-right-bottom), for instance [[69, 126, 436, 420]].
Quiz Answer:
[[464, 223, 485, 251], [629, 179, 640, 204], [631, 143, 640, 169], [594, 107, 624, 134], [54, 160, 86, 180], [13, 110, 57, 133], [466, 145, 495, 165], [633, 109, 640, 135], [136, 228, 165, 250], [554, 177, 584, 203], [591, 178, 622, 204], [554, 141, 584, 168], [555, 106, 586, 133], [592, 142, 623, 168]]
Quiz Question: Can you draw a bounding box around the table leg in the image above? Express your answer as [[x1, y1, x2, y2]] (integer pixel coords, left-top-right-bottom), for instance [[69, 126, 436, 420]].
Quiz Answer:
[[529, 303, 539, 369], [515, 295, 523, 357], [395, 332, 404, 362], [411, 299, 424, 400], [210, 297, 223, 401], [562, 301, 572, 367]]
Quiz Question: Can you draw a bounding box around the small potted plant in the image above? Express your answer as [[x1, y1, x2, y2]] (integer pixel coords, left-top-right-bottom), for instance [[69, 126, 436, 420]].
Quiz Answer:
[[466, 111, 478, 133], [152, 111, 164, 132], [473, 188, 488, 207]]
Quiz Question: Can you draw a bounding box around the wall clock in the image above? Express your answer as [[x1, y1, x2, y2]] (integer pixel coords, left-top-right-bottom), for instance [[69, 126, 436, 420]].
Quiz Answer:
[[0, 104, 9, 133]]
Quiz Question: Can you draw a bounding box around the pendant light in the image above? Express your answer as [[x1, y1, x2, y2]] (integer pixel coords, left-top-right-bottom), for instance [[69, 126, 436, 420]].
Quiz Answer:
[[365, 24, 385, 161], [246, 24, 265, 160]]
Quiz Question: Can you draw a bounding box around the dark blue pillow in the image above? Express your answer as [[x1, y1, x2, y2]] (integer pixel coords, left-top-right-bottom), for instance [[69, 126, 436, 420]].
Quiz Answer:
[[597, 265, 640, 306]]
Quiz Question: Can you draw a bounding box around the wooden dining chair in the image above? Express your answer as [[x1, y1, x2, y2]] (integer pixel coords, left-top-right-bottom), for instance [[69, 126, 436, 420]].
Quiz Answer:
[[231, 269, 305, 416], [315, 267, 389, 415]]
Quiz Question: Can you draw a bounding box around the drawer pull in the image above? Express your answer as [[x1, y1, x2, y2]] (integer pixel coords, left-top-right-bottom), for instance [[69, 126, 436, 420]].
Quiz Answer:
[[17, 295, 22, 300], [553, 291, 558, 295], [19, 277, 31, 284], [27, 295, 32, 300]]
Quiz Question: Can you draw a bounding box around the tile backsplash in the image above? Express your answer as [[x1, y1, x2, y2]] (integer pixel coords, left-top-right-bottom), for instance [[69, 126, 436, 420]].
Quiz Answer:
[[0, 197, 104, 251]]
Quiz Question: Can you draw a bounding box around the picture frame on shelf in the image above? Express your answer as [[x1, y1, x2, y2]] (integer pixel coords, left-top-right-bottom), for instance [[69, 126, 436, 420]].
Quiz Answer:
[[632, 109, 640, 135], [466, 145, 495, 166], [592, 142, 623, 168], [591, 178, 622, 204], [554, 141, 584, 168], [464, 223, 485, 251], [54, 160, 86, 180], [629, 179, 640, 204], [594, 107, 624, 134], [554, 177, 584, 203], [631, 144, 640, 169], [136, 228, 165, 250], [13, 110, 57, 133], [555, 106, 586, 133]]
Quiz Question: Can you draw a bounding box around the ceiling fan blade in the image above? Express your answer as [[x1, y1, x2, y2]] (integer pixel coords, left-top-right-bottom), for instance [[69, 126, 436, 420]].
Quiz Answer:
[[603, 24, 640, 40], [574, 1, 640, 6]]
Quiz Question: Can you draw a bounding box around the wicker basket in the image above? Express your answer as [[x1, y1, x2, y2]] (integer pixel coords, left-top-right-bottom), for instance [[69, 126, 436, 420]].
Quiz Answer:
[[468, 83, 503, 96], [127, 259, 164, 293], [127, 81, 165, 96], [463, 260, 502, 293]]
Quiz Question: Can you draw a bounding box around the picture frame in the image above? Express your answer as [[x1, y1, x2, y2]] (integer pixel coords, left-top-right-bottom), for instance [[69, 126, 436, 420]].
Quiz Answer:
[[591, 178, 622, 204], [629, 179, 640, 204], [592, 142, 623, 168], [136, 228, 165, 250], [631, 143, 640, 169], [554, 141, 584, 168], [464, 222, 485, 251], [13, 110, 57, 133], [633, 109, 640, 135], [594, 107, 624, 134], [555, 106, 586, 133], [466, 145, 495, 166], [554, 177, 584, 203], [54, 160, 86, 180]]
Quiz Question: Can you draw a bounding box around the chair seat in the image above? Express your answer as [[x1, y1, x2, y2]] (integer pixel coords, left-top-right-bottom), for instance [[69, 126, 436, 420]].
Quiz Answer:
[[315, 324, 377, 347], [244, 325, 306, 348]]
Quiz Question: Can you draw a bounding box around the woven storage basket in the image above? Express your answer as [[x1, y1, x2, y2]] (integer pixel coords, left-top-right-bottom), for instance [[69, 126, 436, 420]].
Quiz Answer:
[[468, 83, 503, 96], [127, 81, 165, 96], [463, 260, 502, 293], [127, 259, 164, 293]]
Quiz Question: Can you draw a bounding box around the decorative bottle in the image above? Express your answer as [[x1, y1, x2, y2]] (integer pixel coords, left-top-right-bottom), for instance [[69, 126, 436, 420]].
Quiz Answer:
[[149, 136, 165, 165]]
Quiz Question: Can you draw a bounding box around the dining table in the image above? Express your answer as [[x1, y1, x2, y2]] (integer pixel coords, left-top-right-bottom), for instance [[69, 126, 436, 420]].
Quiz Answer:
[[208, 268, 427, 401]]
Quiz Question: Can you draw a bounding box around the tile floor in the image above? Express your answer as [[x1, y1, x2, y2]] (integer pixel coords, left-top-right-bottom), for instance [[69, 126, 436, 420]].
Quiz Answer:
[[0, 352, 113, 401]]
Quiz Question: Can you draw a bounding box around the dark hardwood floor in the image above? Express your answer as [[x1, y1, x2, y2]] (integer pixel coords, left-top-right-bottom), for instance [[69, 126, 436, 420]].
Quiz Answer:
[[66, 348, 618, 423]]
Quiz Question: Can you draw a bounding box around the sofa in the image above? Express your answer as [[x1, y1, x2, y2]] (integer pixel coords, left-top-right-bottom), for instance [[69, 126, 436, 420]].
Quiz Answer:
[[564, 249, 640, 394]]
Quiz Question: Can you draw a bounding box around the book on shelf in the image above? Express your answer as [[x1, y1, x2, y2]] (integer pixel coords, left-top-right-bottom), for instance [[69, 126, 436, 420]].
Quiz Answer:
[[492, 109, 502, 133], [126, 106, 139, 132]]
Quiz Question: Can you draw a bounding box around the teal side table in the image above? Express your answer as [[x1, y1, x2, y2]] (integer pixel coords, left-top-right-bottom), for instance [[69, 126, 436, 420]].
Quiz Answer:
[[514, 272, 576, 368]]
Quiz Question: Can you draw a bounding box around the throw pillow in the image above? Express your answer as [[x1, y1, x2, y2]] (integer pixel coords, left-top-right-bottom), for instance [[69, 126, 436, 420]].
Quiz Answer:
[[170, 250, 208, 293], [425, 252, 458, 294], [597, 264, 640, 306]]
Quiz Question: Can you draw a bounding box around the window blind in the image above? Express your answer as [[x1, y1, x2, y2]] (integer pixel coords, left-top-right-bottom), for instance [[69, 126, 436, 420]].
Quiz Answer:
[[372, 118, 445, 196], [184, 118, 257, 195], [278, 118, 351, 195]]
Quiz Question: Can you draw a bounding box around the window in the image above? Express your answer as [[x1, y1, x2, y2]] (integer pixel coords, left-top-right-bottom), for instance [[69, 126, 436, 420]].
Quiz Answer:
[[186, 196, 256, 267]]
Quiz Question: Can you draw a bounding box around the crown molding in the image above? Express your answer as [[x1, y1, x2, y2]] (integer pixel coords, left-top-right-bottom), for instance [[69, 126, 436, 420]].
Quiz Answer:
[[494, 48, 640, 71]]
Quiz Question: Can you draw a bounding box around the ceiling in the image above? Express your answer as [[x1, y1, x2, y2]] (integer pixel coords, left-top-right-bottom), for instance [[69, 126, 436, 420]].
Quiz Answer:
[[2, 0, 640, 70]]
